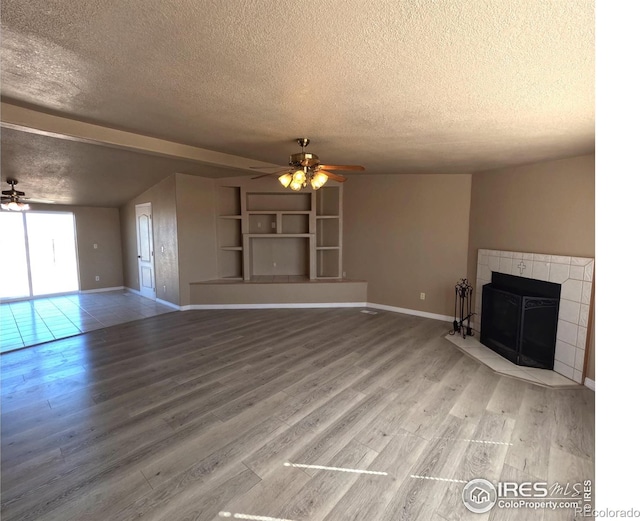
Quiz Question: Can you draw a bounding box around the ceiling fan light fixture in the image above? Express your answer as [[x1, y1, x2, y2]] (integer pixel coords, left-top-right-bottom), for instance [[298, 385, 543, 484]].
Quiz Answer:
[[2, 179, 32, 211], [1, 201, 30, 211], [310, 171, 328, 190], [250, 138, 364, 190], [289, 180, 303, 191], [292, 169, 306, 185], [278, 173, 293, 188]]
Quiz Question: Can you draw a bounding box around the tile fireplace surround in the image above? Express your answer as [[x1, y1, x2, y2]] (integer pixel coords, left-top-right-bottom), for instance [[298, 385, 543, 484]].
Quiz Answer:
[[474, 249, 594, 384]]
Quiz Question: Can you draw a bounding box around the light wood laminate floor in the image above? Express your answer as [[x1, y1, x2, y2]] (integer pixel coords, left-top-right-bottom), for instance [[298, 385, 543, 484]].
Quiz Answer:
[[0, 308, 595, 520]]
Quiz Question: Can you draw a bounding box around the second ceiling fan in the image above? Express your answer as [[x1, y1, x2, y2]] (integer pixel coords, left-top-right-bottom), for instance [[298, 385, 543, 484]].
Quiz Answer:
[[251, 138, 365, 191]]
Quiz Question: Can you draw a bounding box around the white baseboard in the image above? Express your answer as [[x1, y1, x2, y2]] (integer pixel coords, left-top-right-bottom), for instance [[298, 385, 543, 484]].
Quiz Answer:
[[155, 298, 182, 310], [80, 286, 125, 294], [183, 302, 367, 311], [125, 287, 142, 296], [584, 377, 595, 391], [365, 302, 455, 323], [178, 301, 454, 324]]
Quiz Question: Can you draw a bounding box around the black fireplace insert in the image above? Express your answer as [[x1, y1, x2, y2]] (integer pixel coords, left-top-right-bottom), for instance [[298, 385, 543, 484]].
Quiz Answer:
[[480, 272, 561, 369]]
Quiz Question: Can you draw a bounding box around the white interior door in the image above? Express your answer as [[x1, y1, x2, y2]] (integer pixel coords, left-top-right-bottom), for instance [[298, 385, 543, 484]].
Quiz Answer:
[[135, 203, 156, 300]]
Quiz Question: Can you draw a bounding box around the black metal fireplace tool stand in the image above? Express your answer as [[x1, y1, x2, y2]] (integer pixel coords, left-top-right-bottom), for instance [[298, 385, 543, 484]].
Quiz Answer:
[[449, 278, 475, 339]]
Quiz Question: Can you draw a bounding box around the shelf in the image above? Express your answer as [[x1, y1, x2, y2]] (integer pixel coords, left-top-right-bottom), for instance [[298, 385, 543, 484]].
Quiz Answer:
[[217, 186, 241, 215], [316, 186, 340, 217], [249, 214, 277, 234], [215, 181, 342, 282], [317, 248, 340, 278], [317, 218, 339, 248], [246, 192, 311, 212], [247, 211, 312, 215], [282, 213, 309, 234], [218, 249, 243, 279], [218, 215, 242, 250], [245, 233, 312, 238]]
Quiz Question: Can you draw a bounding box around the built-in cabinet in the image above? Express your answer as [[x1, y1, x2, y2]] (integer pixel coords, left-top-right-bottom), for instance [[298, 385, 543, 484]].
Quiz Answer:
[[215, 180, 343, 281]]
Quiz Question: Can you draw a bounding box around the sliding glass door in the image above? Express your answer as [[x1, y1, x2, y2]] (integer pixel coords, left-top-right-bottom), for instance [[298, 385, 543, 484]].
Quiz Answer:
[[0, 212, 31, 299], [0, 211, 79, 299]]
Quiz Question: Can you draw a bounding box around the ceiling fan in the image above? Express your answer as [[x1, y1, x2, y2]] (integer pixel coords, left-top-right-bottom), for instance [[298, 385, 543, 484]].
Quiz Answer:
[[1, 179, 53, 211], [251, 138, 365, 191]]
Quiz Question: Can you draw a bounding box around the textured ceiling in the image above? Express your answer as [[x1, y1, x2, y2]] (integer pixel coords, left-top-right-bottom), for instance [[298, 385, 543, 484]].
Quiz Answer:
[[1, 0, 594, 206], [0, 128, 243, 206]]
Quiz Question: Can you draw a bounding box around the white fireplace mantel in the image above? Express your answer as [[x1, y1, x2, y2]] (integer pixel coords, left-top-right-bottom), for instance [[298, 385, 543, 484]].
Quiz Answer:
[[475, 249, 594, 383]]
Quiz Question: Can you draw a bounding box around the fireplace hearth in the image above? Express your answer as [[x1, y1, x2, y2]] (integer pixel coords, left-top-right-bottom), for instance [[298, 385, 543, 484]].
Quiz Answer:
[[481, 272, 561, 369]]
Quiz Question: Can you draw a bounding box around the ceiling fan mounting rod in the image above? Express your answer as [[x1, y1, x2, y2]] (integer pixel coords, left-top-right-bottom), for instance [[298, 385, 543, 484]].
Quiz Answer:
[[296, 138, 310, 149]]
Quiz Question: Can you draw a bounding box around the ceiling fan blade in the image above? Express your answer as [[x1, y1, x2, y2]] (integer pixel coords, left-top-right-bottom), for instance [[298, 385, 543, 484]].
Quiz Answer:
[[22, 197, 55, 203], [250, 165, 288, 171], [252, 170, 294, 180], [319, 170, 346, 183], [317, 164, 365, 171]]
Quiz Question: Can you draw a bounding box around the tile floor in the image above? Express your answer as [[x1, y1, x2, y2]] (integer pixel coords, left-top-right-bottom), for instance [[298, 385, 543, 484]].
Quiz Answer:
[[0, 290, 175, 353], [444, 332, 582, 389]]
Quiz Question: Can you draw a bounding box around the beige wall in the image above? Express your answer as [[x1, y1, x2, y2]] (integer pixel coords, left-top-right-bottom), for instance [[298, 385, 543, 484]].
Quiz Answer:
[[74, 206, 124, 291], [343, 174, 472, 317], [121, 173, 222, 307], [175, 173, 218, 306], [467, 154, 595, 380], [467, 154, 595, 282], [120, 174, 180, 305], [27, 203, 123, 291]]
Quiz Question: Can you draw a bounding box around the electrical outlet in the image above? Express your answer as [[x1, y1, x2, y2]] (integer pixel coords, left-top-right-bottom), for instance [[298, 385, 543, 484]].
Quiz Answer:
[[420, 292, 425, 300], [93, 243, 98, 249], [163, 285, 167, 293], [271, 221, 276, 229], [343, 271, 347, 278], [95, 275, 100, 282], [257, 222, 262, 228]]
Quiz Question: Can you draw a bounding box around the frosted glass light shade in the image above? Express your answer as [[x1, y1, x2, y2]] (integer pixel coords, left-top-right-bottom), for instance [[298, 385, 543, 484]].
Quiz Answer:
[[310, 172, 328, 190], [1, 201, 29, 211], [278, 173, 293, 188], [292, 170, 306, 185]]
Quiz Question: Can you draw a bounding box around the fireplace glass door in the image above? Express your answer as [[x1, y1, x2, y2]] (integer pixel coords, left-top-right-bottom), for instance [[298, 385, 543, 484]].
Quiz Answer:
[[481, 286, 520, 364]]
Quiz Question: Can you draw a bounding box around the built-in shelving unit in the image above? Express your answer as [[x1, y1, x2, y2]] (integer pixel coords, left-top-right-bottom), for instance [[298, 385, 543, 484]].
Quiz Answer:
[[315, 186, 342, 278], [214, 180, 343, 282], [216, 186, 244, 280]]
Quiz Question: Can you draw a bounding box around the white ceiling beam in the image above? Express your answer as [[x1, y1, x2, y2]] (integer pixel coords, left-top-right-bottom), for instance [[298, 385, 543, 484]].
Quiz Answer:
[[0, 102, 277, 171]]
